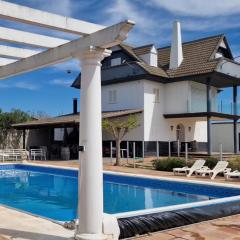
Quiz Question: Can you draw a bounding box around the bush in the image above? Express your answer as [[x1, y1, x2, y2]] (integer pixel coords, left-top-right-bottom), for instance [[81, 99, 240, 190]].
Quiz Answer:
[[228, 157, 240, 171], [152, 157, 188, 171], [204, 157, 219, 169]]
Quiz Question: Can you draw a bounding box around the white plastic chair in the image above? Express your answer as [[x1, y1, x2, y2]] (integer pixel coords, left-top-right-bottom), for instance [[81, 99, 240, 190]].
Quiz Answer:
[[30, 149, 46, 161], [173, 159, 206, 177], [224, 170, 240, 180], [195, 160, 229, 180]]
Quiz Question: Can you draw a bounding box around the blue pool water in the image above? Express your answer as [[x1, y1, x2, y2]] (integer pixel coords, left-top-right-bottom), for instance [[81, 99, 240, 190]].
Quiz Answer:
[[0, 164, 240, 221]]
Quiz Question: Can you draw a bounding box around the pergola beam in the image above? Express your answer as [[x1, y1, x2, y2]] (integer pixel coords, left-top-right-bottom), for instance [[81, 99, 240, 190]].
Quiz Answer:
[[0, 45, 40, 59], [0, 27, 68, 48], [0, 20, 135, 79], [0, 0, 104, 35]]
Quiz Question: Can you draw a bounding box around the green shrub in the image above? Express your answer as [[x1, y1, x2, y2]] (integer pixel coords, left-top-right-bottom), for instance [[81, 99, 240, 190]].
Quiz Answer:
[[152, 157, 188, 171], [228, 158, 240, 171], [204, 157, 219, 169]]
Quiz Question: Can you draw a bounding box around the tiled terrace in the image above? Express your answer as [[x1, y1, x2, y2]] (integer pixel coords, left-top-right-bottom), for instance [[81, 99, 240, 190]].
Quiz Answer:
[[1, 160, 240, 239]]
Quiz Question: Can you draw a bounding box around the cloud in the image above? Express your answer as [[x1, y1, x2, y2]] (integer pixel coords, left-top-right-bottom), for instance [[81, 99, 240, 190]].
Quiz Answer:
[[181, 18, 240, 32], [50, 78, 73, 87], [102, 0, 161, 45], [0, 81, 39, 90], [105, 0, 155, 32], [21, 0, 76, 17], [148, 0, 240, 17]]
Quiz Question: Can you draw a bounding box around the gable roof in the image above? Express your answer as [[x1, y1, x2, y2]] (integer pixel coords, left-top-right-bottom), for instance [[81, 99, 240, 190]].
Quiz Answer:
[[133, 44, 154, 56], [157, 34, 227, 78], [118, 34, 232, 79], [136, 61, 168, 78], [72, 34, 235, 88]]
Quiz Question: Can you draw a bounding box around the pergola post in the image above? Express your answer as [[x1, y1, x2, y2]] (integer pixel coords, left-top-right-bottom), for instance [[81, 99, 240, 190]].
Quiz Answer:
[[233, 85, 238, 154], [76, 46, 112, 240], [207, 78, 212, 155]]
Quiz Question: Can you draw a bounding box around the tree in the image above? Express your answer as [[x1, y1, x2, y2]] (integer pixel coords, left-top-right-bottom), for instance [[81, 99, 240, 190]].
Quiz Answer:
[[102, 114, 139, 166], [0, 109, 31, 148], [30, 110, 50, 119]]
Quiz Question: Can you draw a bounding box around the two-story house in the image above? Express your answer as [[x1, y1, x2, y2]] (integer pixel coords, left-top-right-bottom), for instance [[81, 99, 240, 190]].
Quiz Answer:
[[14, 21, 240, 158], [72, 21, 240, 156]]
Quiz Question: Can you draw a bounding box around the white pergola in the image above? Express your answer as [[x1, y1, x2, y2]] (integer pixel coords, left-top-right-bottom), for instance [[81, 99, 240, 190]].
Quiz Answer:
[[0, 1, 134, 239]]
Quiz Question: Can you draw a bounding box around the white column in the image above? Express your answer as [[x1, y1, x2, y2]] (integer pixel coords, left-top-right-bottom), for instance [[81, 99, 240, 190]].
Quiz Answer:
[[76, 46, 112, 240]]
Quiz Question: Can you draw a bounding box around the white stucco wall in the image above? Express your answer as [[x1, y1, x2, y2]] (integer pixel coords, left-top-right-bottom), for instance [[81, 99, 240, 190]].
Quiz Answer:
[[164, 81, 189, 114], [101, 80, 209, 143], [194, 121, 207, 142], [143, 80, 169, 141], [139, 46, 158, 67], [143, 80, 208, 142], [166, 119, 207, 142], [101, 81, 144, 111]]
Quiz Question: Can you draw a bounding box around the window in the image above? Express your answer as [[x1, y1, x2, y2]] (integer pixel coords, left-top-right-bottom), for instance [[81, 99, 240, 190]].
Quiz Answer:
[[54, 128, 64, 141], [108, 90, 117, 104], [111, 57, 121, 66], [153, 88, 160, 103]]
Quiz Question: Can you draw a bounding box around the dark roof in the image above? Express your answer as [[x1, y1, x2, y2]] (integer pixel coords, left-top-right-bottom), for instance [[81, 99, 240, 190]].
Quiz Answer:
[[136, 61, 168, 78], [120, 43, 141, 61], [120, 34, 233, 79], [158, 34, 226, 78], [133, 44, 154, 56], [12, 109, 143, 129], [72, 34, 236, 88]]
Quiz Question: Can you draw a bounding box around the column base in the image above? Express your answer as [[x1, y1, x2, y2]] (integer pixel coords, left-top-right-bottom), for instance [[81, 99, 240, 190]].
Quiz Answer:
[[75, 233, 108, 240]]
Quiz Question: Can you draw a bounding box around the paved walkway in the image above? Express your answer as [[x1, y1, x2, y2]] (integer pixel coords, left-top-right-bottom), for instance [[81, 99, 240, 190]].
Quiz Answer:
[[134, 214, 240, 240], [32, 160, 240, 185], [0, 206, 73, 240], [1, 160, 240, 239]]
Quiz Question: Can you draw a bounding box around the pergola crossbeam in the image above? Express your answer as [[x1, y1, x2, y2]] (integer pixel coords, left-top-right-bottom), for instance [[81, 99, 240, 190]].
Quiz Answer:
[[0, 45, 40, 59], [0, 20, 135, 79], [0, 0, 104, 35], [0, 27, 69, 48]]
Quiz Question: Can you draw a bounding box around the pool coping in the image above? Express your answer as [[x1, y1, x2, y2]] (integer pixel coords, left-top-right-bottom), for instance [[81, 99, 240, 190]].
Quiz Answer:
[[1, 162, 240, 220]]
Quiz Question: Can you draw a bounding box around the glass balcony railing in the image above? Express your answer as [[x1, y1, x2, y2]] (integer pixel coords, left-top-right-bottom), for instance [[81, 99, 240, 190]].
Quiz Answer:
[[165, 100, 239, 115], [217, 101, 240, 115]]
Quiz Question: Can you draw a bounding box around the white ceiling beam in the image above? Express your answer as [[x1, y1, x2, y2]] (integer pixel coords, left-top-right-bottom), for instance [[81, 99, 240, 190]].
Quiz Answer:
[[0, 57, 17, 66], [0, 20, 135, 79], [0, 0, 104, 35], [0, 27, 69, 48], [0, 45, 40, 59]]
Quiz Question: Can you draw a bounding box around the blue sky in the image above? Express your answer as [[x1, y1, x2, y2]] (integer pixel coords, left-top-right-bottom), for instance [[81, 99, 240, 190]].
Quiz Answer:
[[1, 0, 240, 116]]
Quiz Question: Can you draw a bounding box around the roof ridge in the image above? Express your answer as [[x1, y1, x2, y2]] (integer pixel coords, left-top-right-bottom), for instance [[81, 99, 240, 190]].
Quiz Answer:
[[133, 44, 154, 50], [119, 42, 135, 49], [158, 34, 225, 50]]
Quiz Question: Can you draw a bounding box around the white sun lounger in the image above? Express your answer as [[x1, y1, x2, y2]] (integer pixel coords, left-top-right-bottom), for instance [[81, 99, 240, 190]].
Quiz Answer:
[[195, 160, 230, 180], [173, 159, 206, 177], [225, 170, 240, 180]]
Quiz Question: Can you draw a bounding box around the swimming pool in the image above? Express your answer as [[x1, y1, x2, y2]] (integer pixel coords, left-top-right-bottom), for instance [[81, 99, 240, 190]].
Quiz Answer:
[[1, 164, 240, 238]]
